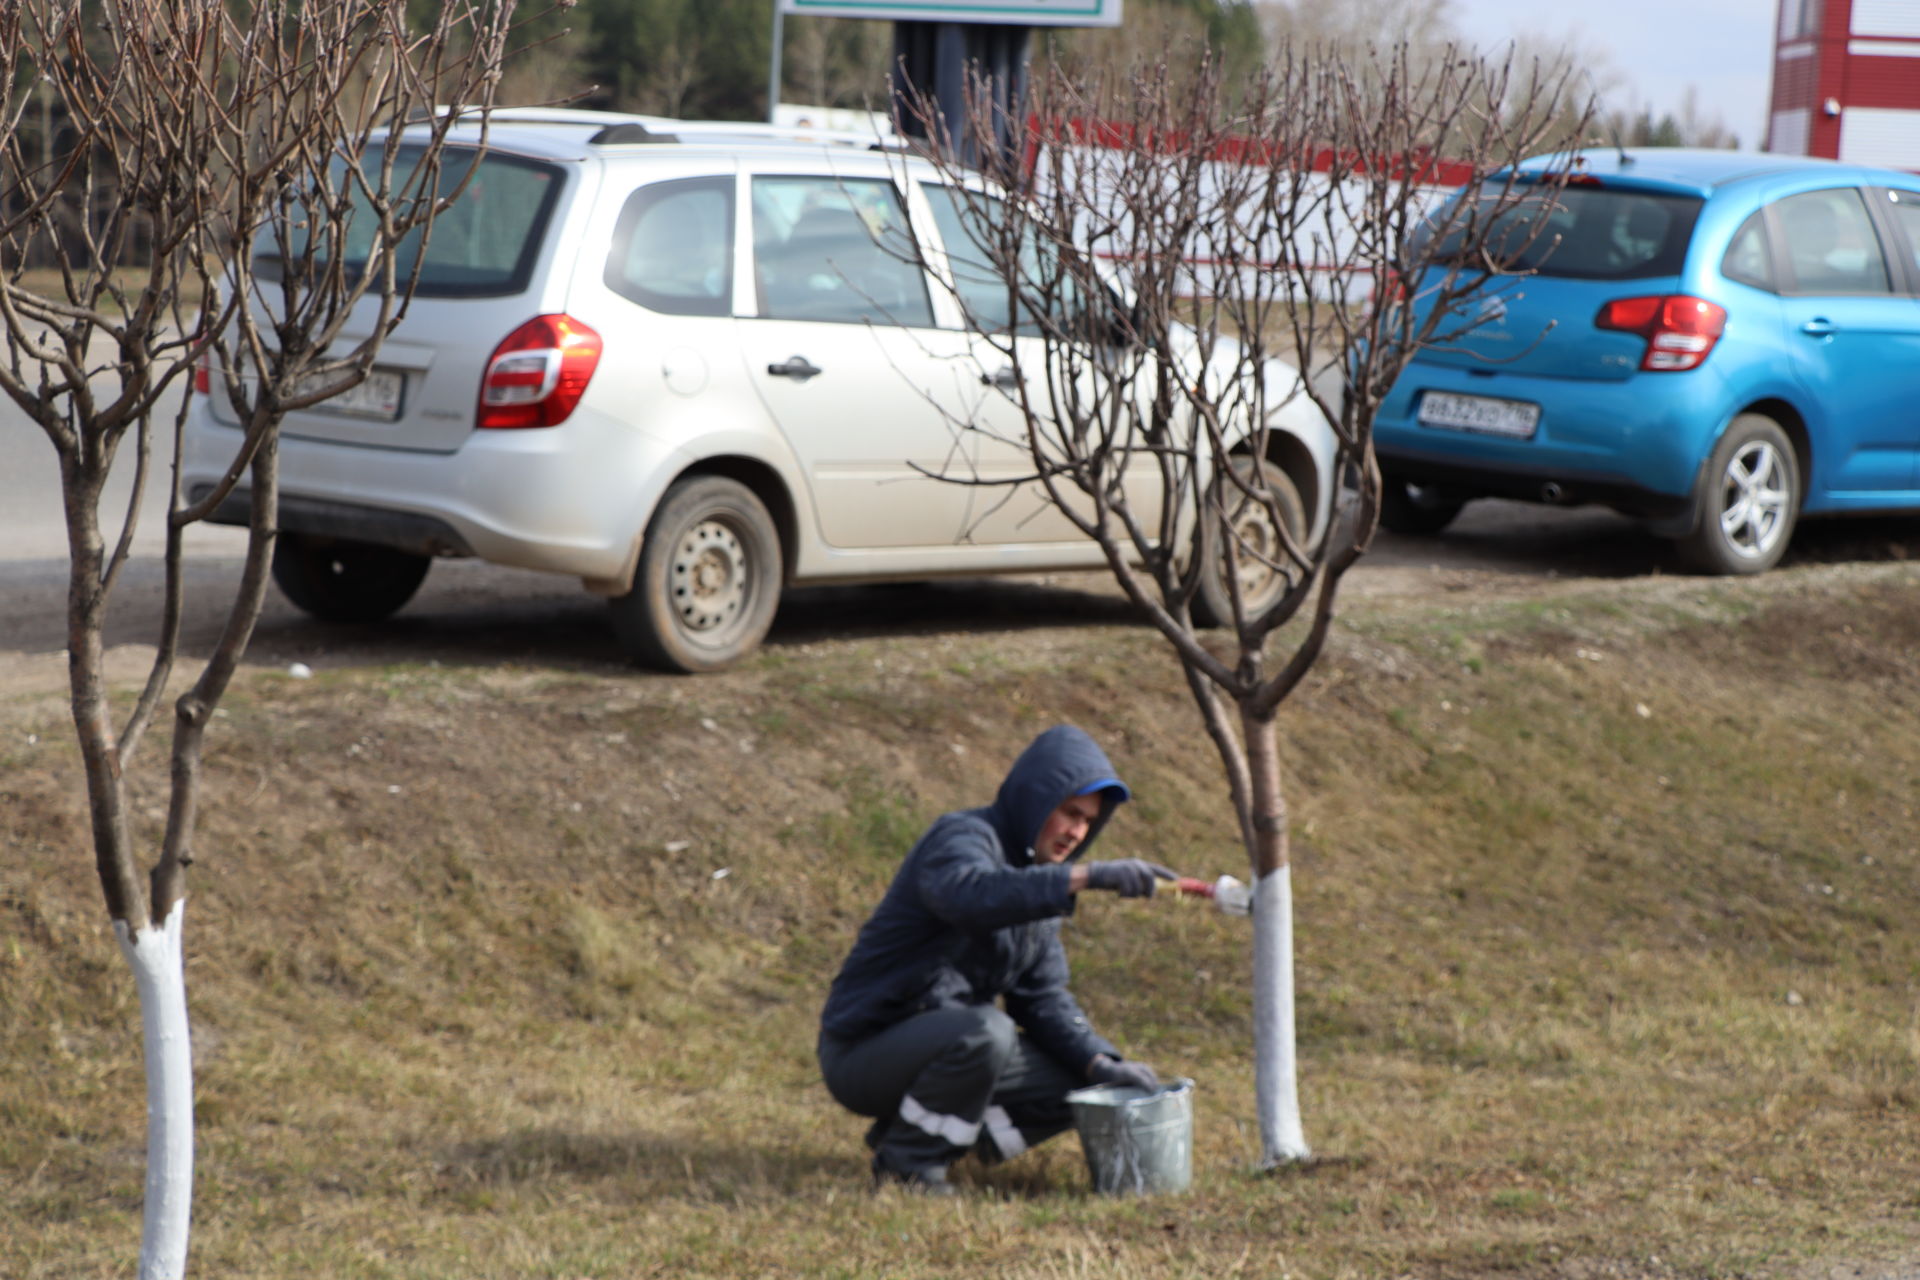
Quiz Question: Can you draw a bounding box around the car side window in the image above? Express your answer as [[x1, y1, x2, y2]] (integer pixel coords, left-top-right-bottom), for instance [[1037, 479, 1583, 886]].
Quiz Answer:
[[750, 176, 933, 327], [604, 177, 733, 317], [1720, 211, 1776, 292], [920, 182, 1015, 331], [918, 181, 1095, 337], [1773, 188, 1892, 295], [1882, 188, 1920, 286]]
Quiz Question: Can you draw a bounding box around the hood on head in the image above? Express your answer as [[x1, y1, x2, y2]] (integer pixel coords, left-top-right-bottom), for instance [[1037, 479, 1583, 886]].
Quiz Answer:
[[992, 725, 1129, 865]]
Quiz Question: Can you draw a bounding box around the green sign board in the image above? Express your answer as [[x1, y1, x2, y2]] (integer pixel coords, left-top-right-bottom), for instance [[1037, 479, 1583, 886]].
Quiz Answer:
[[779, 0, 1122, 26]]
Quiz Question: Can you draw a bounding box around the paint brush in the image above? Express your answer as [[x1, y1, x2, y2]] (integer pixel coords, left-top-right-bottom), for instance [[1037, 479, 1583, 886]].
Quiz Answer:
[[1171, 874, 1251, 917]]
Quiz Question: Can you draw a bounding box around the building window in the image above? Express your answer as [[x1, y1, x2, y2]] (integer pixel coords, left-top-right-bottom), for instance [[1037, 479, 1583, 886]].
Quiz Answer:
[[1780, 0, 1822, 41]]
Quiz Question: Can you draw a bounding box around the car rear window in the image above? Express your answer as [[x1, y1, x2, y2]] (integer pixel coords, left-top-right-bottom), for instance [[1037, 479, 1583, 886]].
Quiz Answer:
[[1431, 185, 1703, 281], [1721, 211, 1775, 291], [253, 145, 564, 299]]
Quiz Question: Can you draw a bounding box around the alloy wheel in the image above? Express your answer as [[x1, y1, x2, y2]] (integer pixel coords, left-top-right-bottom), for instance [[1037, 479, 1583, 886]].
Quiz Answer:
[[1715, 439, 1791, 561]]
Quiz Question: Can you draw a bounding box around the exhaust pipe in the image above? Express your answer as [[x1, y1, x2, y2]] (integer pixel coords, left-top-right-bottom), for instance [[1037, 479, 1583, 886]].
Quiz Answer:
[[1541, 482, 1565, 504]]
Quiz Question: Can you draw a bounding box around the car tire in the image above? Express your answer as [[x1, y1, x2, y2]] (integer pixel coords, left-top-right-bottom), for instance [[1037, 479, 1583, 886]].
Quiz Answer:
[[1192, 455, 1306, 628], [271, 533, 431, 623], [609, 476, 783, 673], [1676, 413, 1799, 576], [1378, 474, 1466, 536]]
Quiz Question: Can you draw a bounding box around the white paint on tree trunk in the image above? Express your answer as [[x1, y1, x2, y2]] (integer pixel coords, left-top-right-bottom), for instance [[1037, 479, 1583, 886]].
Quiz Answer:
[[1251, 866, 1310, 1166], [115, 900, 193, 1280]]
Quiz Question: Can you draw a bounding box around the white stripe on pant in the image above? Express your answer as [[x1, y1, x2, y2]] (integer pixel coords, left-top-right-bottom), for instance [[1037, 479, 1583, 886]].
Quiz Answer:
[[900, 1092, 983, 1148]]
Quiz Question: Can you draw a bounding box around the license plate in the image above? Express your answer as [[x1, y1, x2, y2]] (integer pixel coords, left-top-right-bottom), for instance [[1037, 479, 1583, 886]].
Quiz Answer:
[[1418, 391, 1540, 439], [299, 367, 405, 421]]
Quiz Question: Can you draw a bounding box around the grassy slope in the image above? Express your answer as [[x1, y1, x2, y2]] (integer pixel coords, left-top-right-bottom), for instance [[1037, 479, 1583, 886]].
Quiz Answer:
[[5, 565, 1920, 1279]]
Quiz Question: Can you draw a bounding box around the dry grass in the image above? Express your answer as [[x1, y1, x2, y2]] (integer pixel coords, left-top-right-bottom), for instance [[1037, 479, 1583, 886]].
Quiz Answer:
[[5, 564, 1920, 1278], [6, 266, 205, 312]]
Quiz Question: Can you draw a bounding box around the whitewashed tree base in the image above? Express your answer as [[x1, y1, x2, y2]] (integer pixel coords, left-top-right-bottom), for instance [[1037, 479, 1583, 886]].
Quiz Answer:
[[116, 901, 193, 1280], [1251, 866, 1310, 1167]]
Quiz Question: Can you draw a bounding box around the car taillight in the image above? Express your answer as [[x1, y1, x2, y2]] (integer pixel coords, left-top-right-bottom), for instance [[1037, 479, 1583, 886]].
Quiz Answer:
[[477, 314, 603, 429], [193, 354, 210, 395], [1594, 294, 1727, 372]]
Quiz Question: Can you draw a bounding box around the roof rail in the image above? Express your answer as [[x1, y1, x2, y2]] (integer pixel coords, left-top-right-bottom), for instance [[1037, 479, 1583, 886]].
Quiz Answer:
[[432, 106, 675, 129], [429, 105, 910, 153], [588, 123, 678, 145], [591, 118, 904, 151]]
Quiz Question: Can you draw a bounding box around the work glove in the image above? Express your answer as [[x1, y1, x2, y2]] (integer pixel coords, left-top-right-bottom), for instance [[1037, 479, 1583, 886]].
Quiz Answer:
[[1084, 858, 1176, 898], [1087, 1053, 1159, 1091]]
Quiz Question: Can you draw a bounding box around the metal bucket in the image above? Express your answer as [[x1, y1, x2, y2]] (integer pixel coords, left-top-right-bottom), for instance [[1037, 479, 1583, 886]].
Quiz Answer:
[[1065, 1077, 1194, 1195]]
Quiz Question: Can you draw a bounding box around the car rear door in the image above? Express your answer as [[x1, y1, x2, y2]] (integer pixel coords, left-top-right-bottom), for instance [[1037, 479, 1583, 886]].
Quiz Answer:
[[732, 168, 991, 551], [1871, 185, 1920, 495], [1767, 185, 1920, 501]]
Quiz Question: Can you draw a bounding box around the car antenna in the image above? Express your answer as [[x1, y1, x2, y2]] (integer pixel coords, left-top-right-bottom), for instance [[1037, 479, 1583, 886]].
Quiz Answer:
[[1597, 102, 1628, 166], [1604, 106, 1635, 168], [1602, 111, 1632, 167], [1580, 68, 1632, 167]]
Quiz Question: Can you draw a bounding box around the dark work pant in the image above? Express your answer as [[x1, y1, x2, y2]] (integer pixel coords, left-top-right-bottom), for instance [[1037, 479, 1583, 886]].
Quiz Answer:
[[818, 1005, 1081, 1176]]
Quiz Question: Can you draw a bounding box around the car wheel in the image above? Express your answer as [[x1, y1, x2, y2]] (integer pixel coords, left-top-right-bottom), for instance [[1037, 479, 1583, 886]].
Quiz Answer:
[[1378, 474, 1466, 536], [1192, 455, 1306, 628], [1677, 413, 1799, 575], [271, 533, 430, 623], [609, 476, 783, 673]]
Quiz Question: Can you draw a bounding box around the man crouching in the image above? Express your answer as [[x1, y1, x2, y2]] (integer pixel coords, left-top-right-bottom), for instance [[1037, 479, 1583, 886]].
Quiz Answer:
[[817, 724, 1174, 1194]]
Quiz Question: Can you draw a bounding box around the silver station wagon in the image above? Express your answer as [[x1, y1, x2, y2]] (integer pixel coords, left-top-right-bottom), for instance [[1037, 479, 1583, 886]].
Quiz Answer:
[[182, 109, 1336, 671]]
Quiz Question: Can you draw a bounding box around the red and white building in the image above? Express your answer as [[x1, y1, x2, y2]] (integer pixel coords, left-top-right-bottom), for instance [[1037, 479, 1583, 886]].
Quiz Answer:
[[1767, 0, 1920, 167]]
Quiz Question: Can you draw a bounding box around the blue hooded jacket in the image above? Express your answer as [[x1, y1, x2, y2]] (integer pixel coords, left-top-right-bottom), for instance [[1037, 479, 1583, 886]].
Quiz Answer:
[[819, 725, 1129, 1071]]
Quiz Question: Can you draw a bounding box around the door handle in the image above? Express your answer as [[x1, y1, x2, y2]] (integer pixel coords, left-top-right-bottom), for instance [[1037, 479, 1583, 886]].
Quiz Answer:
[[981, 367, 1020, 391], [767, 355, 823, 381], [1799, 318, 1837, 338]]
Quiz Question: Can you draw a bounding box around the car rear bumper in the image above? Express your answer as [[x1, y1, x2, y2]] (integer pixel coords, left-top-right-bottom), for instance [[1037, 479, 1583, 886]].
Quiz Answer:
[[181, 407, 681, 581], [1373, 450, 1697, 523], [191, 488, 478, 558], [1375, 362, 1727, 517]]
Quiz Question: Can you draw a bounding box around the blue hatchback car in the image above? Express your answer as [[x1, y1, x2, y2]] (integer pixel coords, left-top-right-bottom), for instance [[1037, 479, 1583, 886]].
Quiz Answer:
[[1375, 147, 1920, 573]]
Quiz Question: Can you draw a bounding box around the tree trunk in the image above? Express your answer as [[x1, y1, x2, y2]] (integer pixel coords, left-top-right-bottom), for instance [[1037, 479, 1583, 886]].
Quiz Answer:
[[115, 900, 193, 1280], [1251, 865, 1309, 1165], [1243, 707, 1310, 1165]]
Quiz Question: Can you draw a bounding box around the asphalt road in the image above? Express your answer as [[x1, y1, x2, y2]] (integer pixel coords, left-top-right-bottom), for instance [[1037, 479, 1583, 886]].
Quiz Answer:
[[5, 386, 1916, 675]]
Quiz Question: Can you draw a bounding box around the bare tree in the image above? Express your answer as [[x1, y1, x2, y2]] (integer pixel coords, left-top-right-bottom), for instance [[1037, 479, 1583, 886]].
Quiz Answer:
[[900, 45, 1588, 1166], [641, 27, 704, 118], [1257, 0, 1460, 59], [1597, 86, 1741, 151], [784, 14, 892, 114], [0, 2, 515, 1274], [1049, 4, 1217, 89], [498, 21, 593, 108], [1255, 4, 1634, 155]]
